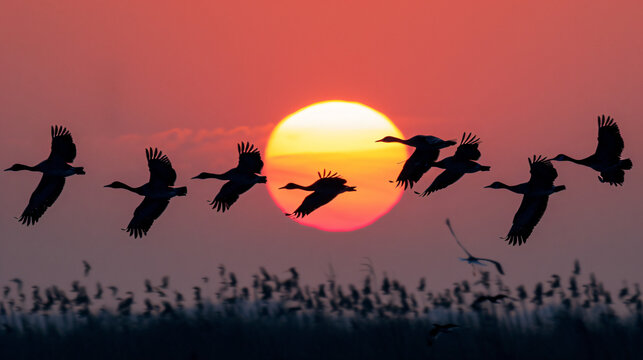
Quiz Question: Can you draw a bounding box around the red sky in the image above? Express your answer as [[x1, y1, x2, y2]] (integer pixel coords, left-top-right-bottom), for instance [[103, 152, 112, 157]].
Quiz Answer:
[[1, 1, 642, 294]]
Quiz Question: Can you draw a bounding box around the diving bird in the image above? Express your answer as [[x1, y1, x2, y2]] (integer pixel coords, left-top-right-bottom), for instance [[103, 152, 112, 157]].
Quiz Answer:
[[486, 155, 565, 246], [445, 218, 504, 275], [5, 126, 85, 225], [376, 135, 456, 189], [416, 133, 490, 196], [280, 170, 356, 218], [192, 142, 266, 212], [105, 148, 187, 238], [552, 115, 632, 186]]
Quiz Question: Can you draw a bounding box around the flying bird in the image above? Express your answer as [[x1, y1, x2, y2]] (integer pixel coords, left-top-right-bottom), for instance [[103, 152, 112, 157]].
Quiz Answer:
[[427, 323, 459, 346], [445, 218, 504, 275], [472, 294, 516, 306], [552, 115, 632, 186], [192, 142, 266, 212], [105, 148, 187, 238], [416, 133, 490, 197], [280, 170, 356, 218], [375, 135, 456, 189], [82, 260, 91, 277], [486, 155, 565, 245], [5, 126, 85, 225]]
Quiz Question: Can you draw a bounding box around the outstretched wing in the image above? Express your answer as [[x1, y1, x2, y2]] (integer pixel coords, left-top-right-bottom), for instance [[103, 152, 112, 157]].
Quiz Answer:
[[18, 175, 66, 226], [454, 133, 481, 161], [595, 115, 624, 163], [210, 181, 254, 212], [49, 126, 77, 163], [527, 155, 557, 188], [125, 197, 170, 238], [505, 195, 549, 246], [396, 147, 439, 189], [418, 170, 464, 196], [478, 258, 505, 275], [146, 148, 177, 186], [287, 191, 338, 218], [237, 142, 263, 174]]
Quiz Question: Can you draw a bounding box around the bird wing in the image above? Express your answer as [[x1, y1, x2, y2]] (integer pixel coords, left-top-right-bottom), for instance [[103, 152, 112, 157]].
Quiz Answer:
[[288, 191, 339, 218], [445, 218, 473, 257], [454, 133, 481, 161], [18, 175, 65, 226], [210, 180, 255, 212], [505, 195, 549, 246], [125, 197, 170, 238], [527, 155, 557, 188], [396, 147, 438, 189], [48, 126, 77, 163], [418, 170, 464, 196], [598, 168, 625, 186], [477, 258, 505, 275], [237, 142, 264, 174], [146, 148, 177, 186], [595, 115, 624, 163]]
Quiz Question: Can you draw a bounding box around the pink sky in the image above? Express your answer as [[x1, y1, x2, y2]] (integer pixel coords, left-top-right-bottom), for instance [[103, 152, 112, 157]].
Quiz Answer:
[[1, 1, 642, 294]]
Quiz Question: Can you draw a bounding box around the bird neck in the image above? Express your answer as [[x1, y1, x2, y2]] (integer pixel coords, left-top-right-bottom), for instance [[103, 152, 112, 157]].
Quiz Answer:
[[288, 183, 313, 191], [498, 182, 524, 193], [197, 172, 229, 180], [6, 164, 38, 172], [559, 155, 588, 165], [111, 182, 142, 194], [378, 136, 410, 145]]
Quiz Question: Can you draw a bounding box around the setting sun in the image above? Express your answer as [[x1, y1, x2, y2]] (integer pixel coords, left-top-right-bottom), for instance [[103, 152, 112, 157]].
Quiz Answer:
[[265, 100, 408, 232]]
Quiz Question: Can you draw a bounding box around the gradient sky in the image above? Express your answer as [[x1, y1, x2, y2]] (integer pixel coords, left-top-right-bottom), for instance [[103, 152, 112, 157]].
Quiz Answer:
[[1, 1, 642, 296]]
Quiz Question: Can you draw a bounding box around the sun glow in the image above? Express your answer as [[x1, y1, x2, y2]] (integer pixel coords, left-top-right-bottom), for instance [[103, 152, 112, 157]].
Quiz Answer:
[[265, 100, 408, 232]]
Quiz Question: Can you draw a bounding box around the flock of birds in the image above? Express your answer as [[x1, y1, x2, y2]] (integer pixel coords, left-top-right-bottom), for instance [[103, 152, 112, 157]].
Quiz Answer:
[[5, 115, 632, 245]]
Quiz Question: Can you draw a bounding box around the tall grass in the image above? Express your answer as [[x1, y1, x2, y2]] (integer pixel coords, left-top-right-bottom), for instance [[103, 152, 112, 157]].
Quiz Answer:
[[1, 261, 642, 359]]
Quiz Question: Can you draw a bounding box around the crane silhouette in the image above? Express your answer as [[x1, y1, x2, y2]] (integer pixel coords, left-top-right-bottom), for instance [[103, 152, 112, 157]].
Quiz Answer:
[[445, 218, 504, 274], [376, 135, 456, 189], [192, 142, 266, 212], [416, 133, 490, 197], [553, 115, 632, 186], [280, 170, 356, 218], [105, 148, 187, 238], [486, 155, 565, 245], [5, 126, 85, 225]]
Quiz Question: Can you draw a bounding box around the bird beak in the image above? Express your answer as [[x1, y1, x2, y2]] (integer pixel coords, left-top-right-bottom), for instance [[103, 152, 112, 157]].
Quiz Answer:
[[279, 186, 286, 189], [191, 176, 199, 179], [484, 185, 493, 188]]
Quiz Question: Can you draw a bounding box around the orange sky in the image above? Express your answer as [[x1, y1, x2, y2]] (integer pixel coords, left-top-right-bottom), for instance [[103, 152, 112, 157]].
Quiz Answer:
[[1, 1, 642, 294]]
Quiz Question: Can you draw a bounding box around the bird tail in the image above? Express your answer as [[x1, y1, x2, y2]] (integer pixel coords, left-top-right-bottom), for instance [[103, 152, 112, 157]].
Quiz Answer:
[[346, 186, 357, 192], [479, 165, 491, 171], [553, 185, 566, 193], [258, 176, 267, 183], [74, 167, 86, 175], [175, 186, 188, 196], [620, 159, 632, 170]]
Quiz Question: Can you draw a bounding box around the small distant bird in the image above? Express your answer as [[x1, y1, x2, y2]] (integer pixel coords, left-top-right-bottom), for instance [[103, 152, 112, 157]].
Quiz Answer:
[[486, 156, 565, 245], [105, 148, 187, 238], [192, 142, 266, 212], [160, 276, 170, 289], [5, 126, 85, 225], [445, 218, 504, 275], [553, 115, 632, 186], [416, 133, 490, 197], [427, 323, 459, 346], [10, 278, 23, 293], [376, 135, 456, 189], [472, 294, 515, 306], [82, 260, 91, 277], [280, 170, 356, 218], [108, 286, 118, 298]]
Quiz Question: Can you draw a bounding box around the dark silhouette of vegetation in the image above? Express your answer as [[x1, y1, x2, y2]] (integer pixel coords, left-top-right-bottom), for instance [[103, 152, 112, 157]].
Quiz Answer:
[[1, 261, 642, 359]]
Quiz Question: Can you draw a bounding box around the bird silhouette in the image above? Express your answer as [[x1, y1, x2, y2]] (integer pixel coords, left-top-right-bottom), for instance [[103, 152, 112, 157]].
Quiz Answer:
[[82, 260, 91, 277], [192, 142, 266, 212], [445, 218, 504, 275], [376, 135, 456, 189], [280, 170, 356, 218], [5, 126, 85, 225], [416, 133, 490, 197], [552, 115, 632, 186], [472, 294, 516, 306], [105, 148, 187, 238], [427, 323, 459, 346], [486, 155, 565, 245]]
